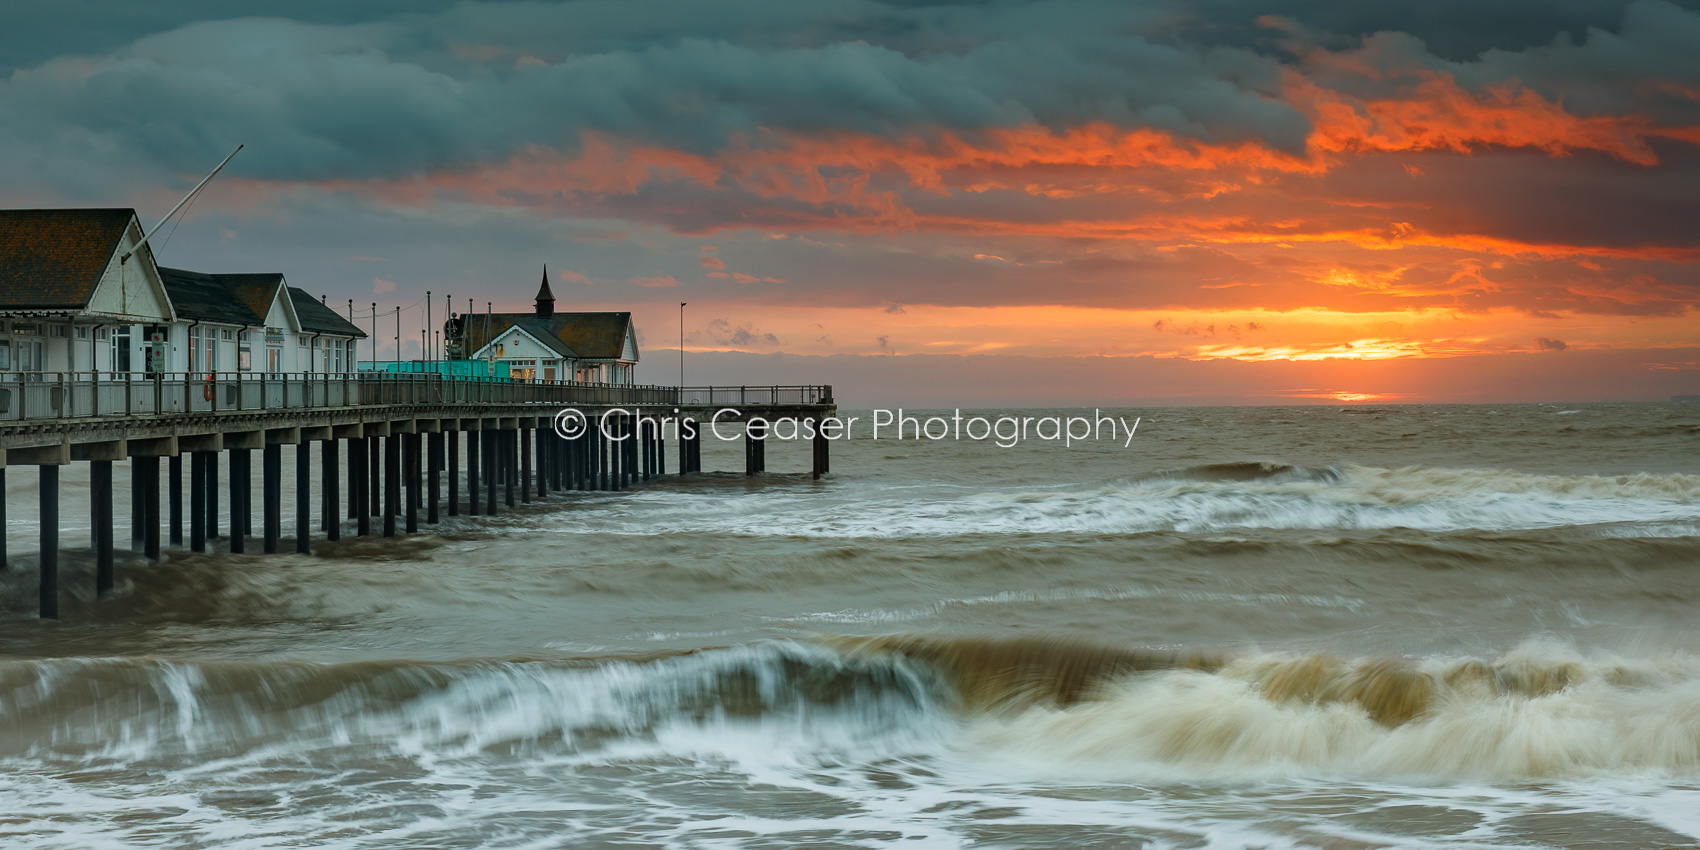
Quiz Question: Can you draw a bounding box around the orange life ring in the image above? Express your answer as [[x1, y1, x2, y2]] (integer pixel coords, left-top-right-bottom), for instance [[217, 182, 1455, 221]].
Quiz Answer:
[[203, 374, 215, 401]]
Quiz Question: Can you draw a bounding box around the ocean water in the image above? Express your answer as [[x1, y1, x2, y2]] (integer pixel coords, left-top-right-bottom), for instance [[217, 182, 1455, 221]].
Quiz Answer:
[[1, 402, 1699, 849]]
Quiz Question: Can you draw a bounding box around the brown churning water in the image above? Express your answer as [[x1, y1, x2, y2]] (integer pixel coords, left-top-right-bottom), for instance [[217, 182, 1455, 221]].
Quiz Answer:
[[0, 402, 1697, 848]]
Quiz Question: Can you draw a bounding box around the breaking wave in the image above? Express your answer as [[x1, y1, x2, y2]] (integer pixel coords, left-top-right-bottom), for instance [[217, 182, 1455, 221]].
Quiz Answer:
[[5, 636, 1698, 782], [592, 463, 1700, 537]]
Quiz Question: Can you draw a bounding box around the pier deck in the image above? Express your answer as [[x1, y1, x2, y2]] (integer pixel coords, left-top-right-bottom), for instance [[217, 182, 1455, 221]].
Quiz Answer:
[[1, 371, 835, 619]]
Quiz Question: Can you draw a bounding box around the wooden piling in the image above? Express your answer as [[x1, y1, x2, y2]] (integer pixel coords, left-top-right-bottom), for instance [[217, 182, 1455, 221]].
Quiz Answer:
[[351, 436, 370, 537], [142, 455, 161, 560], [189, 453, 207, 552], [39, 464, 59, 620], [296, 440, 311, 554], [384, 434, 400, 537], [322, 439, 340, 542], [468, 430, 481, 515], [94, 459, 114, 594], [521, 427, 532, 503], [168, 454, 183, 547], [405, 432, 419, 534], [263, 443, 282, 554], [505, 429, 516, 507], [447, 429, 460, 517], [428, 431, 442, 523]]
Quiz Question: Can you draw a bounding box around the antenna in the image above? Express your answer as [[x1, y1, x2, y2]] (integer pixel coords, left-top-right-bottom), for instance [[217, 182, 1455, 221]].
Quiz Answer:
[[123, 145, 243, 263]]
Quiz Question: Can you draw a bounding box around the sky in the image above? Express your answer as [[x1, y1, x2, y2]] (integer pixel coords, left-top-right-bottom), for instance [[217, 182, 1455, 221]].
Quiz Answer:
[[2, 0, 1698, 405]]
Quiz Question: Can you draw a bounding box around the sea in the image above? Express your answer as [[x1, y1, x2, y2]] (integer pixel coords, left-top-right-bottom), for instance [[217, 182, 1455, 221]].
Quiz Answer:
[[1, 402, 1698, 849]]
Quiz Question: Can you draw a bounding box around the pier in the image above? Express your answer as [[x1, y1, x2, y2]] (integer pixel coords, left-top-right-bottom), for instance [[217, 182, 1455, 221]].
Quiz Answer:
[[0, 370, 834, 618]]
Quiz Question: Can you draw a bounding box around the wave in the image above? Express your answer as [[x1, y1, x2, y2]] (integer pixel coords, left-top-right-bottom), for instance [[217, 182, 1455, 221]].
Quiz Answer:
[[4, 636, 1698, 783], [591, 463, 1700, 537]]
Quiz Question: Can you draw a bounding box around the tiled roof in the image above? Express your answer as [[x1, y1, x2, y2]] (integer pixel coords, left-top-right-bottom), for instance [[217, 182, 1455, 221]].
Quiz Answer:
[[219, 273, 287, 324], [158, 267, 264, 326], [462, 311, 633, 361], [0, 209, 135, 310], [288, 287, 366, 338]]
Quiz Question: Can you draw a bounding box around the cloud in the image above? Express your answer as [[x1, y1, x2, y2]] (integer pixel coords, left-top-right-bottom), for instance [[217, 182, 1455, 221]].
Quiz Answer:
[[695, 317, 781, 348], [558, 269, 591, 284], [373, 276, 397, 294], [631, 274, 680, 287], [1536, 336, 1569, 351], [348, 255, 387, 262], [700, 254, 725, 270]]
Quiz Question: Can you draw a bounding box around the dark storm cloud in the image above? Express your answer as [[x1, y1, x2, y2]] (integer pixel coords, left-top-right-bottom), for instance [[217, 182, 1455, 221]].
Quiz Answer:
[[9, 0, 1698, 197]]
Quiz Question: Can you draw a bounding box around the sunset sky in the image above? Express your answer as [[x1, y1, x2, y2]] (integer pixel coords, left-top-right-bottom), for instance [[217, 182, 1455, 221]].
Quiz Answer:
[[3, 0, 1698, 404]]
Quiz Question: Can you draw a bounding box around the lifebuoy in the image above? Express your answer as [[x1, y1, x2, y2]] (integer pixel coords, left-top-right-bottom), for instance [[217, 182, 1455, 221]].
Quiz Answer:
[[203, 374, 215, 402]]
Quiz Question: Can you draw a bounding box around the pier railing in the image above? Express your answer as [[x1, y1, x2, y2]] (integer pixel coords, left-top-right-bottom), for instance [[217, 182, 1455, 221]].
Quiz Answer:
[[0, 372, 832, 421]]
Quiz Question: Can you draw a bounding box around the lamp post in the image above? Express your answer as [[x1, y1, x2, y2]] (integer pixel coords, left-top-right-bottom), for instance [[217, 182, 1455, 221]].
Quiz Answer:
[[680, 302, 686, 388]]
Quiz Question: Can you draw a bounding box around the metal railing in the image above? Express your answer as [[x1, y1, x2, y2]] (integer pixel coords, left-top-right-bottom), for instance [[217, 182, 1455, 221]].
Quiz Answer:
[[0, 372, 831, 421], [676, 386, 833, 406]]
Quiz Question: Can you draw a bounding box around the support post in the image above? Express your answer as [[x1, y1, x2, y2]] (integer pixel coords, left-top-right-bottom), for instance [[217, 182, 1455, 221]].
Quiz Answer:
[[384, 434, 400, 537], [505, 429, 516, 507], [485, 430, 498, 514], [296, 440, 311, 554], [405, 432, 419, 534], [428, 431, 442, 524], [263, 443, 281, 554], [39, 465, 59, 620], [323, 439, 340, 542], [94, 459, 114, 594], [168, 453, 183, 547], [230, 448, 249, 552], [521, 427, 532, 503], [467, 430, 480, 515], [207, 452, 219, 539], [351, 436, 370, 537], [369, 435, 381, 517], [447, 429, 460, 517], [189, 453, 206, 551], [142, 455, 161, 560]]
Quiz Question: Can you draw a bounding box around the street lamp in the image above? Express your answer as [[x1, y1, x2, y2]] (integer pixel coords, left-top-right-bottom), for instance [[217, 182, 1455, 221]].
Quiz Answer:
[[680, 302, 686, 387]]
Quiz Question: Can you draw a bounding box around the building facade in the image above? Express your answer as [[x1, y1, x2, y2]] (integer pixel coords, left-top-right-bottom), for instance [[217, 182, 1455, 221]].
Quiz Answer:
[[0, 208, 364, 386], [449, 272, 640, 385]]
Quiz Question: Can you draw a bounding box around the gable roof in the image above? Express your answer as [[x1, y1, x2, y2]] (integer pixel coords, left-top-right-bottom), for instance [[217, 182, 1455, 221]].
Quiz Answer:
[[288, 287, 366, 337], [473, 317, 577, 360], [219, 273, 289, 325], [0, 208, 137, 310], [461, 311, 635, 362], [158, 266, 265, 325]]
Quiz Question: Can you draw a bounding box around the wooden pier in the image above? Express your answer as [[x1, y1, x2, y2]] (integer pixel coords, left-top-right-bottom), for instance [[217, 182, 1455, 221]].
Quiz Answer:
[[0, 371, 834, 618]]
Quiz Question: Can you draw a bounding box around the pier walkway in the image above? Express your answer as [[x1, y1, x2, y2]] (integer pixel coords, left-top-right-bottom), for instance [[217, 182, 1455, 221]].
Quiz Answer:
[[0, 371, 835, 618]]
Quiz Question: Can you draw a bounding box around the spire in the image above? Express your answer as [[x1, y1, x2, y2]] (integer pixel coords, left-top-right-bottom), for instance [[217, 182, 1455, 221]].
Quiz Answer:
[[535, 265, 556, 317]]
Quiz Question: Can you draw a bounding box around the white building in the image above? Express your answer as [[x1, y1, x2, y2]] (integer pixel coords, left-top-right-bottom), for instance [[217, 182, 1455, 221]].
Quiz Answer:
[[0, 208, 364, 380], [452, 272, 641, 384]]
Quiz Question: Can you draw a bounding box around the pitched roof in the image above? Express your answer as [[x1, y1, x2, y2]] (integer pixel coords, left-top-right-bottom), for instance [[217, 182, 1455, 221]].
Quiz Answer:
[[473, 317, 577, 359], [158, 266, 264, 325], [288, 287, 366, 338], [461, 311, 634, 362], [0, 208, 136, 310], [219, 273, 287, 324]]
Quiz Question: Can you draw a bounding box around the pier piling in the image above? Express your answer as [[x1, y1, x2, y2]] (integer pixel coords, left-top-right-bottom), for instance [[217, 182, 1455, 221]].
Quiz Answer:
[[384, 434, 399, 538], [94, 459, 114, 594], [428, 431, 442, 524], [168, 454, 183, 547], [39, 464, 58, 620], [296, 440, 311, 554], [189, 453, 206, 552], [447, 428, 460, 517]]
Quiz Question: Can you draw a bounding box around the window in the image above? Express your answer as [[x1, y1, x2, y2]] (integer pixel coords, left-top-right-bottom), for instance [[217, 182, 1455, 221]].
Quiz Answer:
[[0, 340, 10, 370], [97, 328, 109, 340], [13, 323, 38, 336], [75, 326, 88, 339], [50, 325, 66, 338], [222, 329, 234, 341]]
